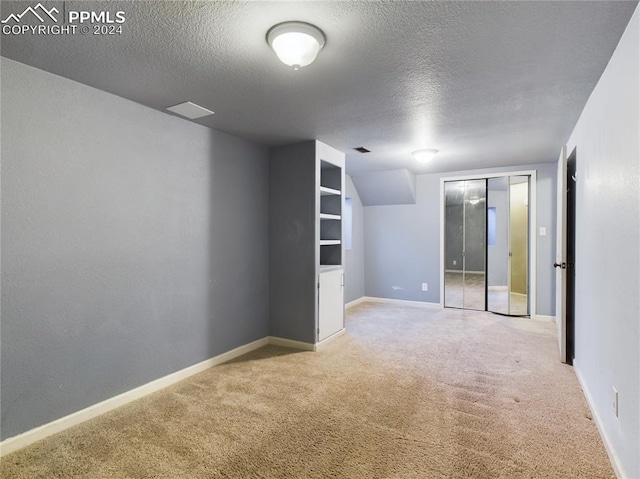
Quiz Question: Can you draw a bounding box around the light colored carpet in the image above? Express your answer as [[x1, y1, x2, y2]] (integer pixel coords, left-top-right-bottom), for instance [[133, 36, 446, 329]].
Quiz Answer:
[[1, 303, 614, 478]]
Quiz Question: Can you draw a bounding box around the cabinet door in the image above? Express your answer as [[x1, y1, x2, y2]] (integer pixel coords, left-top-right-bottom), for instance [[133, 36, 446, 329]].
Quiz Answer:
[[318, 269, 344, 341]]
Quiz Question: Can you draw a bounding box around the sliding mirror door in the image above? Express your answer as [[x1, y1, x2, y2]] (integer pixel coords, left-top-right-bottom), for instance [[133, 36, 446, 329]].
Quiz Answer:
[[486, 175, 530, 316], [444, 180, 486, 311], [487, 177, 510, 314], [509, 176, 529, 315], [446, 174, 531, 316]]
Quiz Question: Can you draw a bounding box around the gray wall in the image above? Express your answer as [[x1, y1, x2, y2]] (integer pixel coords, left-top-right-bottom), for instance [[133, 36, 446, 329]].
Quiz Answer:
[[1, 58, 269, 440], [268, 142, 317, 344], [565, 6, 639, 477], [364, 162, 556, 315], [344, 176, 364, 303]]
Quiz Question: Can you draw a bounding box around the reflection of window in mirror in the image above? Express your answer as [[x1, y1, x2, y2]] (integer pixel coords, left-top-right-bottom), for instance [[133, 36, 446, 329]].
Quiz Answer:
[[344, 198, 352, 250], [488, 207, 497, 246]]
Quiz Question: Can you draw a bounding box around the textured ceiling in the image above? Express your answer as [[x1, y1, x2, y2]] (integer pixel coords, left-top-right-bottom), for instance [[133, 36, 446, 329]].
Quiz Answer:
[[1, 1, 637, 175]]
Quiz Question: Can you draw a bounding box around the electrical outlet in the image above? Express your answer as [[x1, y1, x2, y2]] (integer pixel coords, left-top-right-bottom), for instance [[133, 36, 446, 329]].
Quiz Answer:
[[539, 227, 547, 236], [613, 387, 619, 417], [421, 283, 428, 292], [453, 260, 457, 266]]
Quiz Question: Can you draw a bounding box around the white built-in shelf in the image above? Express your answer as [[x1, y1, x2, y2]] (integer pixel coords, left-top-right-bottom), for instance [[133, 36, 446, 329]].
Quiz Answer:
[[319, 264, 342, 273], [320, 186, 341, 196], [320, 213, 341, 220], [320, 239, 341, 246]]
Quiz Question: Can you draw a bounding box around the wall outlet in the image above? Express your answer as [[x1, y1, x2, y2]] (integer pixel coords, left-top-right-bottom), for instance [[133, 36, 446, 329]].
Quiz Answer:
[[613, 387, 619, 417], [453, 260, 457, 266], [421, 283, 428, 292], [539, 227, 547, 236]]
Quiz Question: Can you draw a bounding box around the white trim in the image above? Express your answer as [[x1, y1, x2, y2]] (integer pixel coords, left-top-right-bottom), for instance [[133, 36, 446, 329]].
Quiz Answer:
[[488, 285, 508, 291], [0, 330, 353, 457], [532, 315, 555, 323], [440, 178, 445, 307], [267, 336, 315, 351], [573, 360, 625, 479], [314, 328, 346, 350], [362, 297, 442, 309], [439, 170, 537, 317], [345, 296, 367, 309], [0, 337, 269, 457]]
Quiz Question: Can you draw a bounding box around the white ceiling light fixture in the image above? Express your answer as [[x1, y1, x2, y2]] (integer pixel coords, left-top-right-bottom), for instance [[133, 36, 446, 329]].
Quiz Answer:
[[266, 21, 326, 70], [412, 149, 439, 163]]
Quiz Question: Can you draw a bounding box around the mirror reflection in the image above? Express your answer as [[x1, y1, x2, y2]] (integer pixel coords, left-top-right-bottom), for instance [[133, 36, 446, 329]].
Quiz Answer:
[[444, 180, 486, 311]]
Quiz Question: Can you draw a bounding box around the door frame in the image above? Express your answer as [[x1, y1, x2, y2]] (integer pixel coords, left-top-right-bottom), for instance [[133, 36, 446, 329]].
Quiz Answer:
[[439, 170, 537, 318]]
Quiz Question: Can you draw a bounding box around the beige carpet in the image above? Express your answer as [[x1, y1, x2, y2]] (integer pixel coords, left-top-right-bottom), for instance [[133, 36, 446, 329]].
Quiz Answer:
[[1, 303, 614, 478]]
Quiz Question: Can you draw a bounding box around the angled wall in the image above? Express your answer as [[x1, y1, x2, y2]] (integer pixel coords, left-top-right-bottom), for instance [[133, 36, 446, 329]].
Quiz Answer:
[[351, 169, 416, 206]]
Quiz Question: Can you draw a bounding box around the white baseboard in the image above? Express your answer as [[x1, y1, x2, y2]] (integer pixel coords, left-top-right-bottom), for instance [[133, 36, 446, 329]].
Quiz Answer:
[[532, 315, 556, 323], [363, 296, 442, 309], [0, 337, 269, 458], [573, 360, 625, 479], [267, 336, 315, 351], [315, 328, 346, 350], [1, 331, 344, 457], [345, 297, 367, 309]]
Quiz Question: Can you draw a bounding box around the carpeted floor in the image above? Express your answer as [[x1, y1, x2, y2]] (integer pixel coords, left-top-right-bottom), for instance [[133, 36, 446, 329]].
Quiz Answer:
[[1, 303, 615, 478]]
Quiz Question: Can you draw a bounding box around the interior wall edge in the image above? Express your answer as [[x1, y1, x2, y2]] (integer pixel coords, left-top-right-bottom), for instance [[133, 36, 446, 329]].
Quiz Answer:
[[573, 360, 626, 479]]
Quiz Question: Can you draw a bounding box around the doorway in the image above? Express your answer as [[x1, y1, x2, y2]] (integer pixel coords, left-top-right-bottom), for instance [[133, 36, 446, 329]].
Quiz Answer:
[[441, 171, 536, 317]]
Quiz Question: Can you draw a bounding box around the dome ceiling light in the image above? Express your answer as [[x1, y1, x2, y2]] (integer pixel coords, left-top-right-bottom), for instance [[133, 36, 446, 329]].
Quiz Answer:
[[412, 149, 439, 163], [266, 21, 326, 70]]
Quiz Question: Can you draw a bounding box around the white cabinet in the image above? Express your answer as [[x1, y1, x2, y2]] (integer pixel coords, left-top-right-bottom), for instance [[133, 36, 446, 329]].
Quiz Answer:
[[318, 268, 344, 341]]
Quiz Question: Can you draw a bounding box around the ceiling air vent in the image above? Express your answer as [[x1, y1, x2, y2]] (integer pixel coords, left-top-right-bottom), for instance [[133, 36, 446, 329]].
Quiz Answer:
[[166, 101, 214, 120], [354, 147, 371, 153]]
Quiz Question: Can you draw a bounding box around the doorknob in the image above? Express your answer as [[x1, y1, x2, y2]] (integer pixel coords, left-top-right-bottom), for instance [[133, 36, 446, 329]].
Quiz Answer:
[[553, 262, 567, 269]]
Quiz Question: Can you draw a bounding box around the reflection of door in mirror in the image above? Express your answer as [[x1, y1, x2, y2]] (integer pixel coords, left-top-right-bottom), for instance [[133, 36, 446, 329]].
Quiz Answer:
[[509, 176, 529, 315], [486, 175, 530, 316], [487, 177, 510, 314]]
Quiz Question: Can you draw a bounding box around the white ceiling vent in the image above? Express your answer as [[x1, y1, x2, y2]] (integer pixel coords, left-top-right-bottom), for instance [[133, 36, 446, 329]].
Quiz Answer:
[[166, 101, 214, 119]]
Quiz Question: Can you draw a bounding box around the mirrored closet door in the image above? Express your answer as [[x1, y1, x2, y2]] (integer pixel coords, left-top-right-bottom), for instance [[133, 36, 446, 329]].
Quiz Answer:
[[444, 179, 486, 311], [445, 175, 530, 316]]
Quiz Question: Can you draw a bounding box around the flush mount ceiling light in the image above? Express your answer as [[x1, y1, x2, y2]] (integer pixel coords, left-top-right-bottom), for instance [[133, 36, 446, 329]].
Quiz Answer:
[[412, 149, 439, 163], [266, 21, 326, 70]]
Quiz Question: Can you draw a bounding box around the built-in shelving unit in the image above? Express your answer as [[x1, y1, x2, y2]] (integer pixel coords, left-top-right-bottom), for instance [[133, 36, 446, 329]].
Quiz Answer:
[[268, 140, 345, 347], [319, 213, 341, 220], [320, 186, 341, 196], [319, 159, 343, 267]]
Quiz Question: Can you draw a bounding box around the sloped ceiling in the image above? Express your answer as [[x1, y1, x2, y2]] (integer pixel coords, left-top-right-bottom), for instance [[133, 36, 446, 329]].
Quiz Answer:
[[352, 170, 416, 206], [1, 1, 637, 175]]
